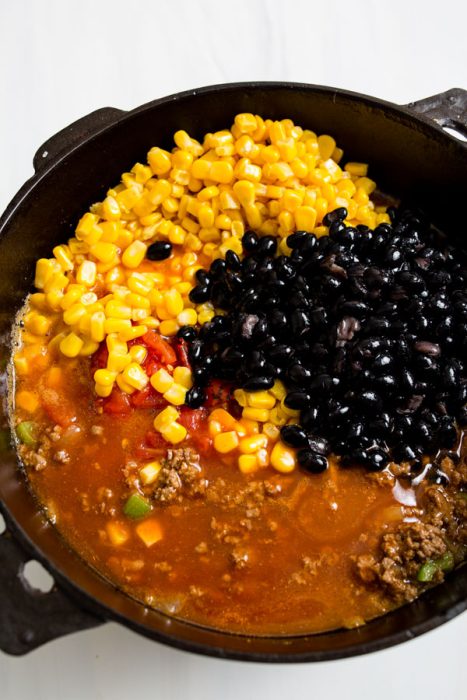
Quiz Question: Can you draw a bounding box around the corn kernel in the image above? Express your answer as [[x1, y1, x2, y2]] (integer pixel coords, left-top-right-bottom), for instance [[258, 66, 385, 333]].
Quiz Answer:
[[263, 422, 280, 441], [163, 383, 187, 406], [151, 368, 174, 393], [139, 461, 162, 485], [129, 345, 147, 364], [122, 240, 147, 269], [60, 332, 83, 357], [238, 454, 259, 474], [77, 260, 97, 286], [242, 407, 270, 422], [16, 390, 39, 413], [233, 389, 247, 407], [238, 434, 268, 454], [214, 431, 239, 453], [177, 308, 197, 326], [94, 369, 118, 386], [173, 366, 193, 389], [246, 391, 276, 409], [270, 441, 297, 473], [160, 421, 186, 444], [270, 380, 287, 400]]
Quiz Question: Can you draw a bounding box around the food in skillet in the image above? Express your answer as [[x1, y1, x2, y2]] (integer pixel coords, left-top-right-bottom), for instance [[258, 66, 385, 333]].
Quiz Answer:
[[11, 114, 467, 634]]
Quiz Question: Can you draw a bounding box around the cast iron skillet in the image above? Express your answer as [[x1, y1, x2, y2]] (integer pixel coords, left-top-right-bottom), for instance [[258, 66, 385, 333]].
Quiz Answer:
[[0, 82, 466, 660]]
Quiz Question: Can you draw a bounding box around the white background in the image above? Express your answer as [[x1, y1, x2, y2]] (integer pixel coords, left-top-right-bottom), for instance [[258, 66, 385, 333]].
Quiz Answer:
[[1, 0, 466, 698]]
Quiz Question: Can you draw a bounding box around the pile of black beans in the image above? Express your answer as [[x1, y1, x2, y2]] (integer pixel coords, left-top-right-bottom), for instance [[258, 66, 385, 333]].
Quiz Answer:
[[180, 207, 467, 474]]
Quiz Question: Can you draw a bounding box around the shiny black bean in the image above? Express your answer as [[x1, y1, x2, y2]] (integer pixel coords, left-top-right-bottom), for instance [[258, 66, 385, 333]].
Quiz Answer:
[[297, 450, 328, 473], [280, 424, 309, 448], [146, 241, 172, 260]]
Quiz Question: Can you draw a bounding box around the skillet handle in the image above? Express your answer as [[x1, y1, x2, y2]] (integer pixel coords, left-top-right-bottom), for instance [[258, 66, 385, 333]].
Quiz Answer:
[[0, 510, 104, 655], [33, 107, 125, 173], [405, 88, 467, 138]]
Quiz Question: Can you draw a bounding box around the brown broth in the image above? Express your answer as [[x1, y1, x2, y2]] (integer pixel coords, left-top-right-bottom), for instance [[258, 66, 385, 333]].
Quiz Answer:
[[12, 343, 415, 636]]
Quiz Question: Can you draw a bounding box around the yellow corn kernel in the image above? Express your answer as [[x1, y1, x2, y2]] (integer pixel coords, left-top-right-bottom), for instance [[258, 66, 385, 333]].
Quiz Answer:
[[34, 258, 55, 289], [263, 422, 280, 441], [118, 325, 148, 342], [209, 161, 234, 184], [104, 318, 132, 334], [257, 448, 270, 467], [214, 431, 239, 454], [107, 351, 132, 372], [160, 421, 186, 444], [163, 383, 187, 406], [89, 241, 118, 264], [24, 313, 52, 336], [294, 206, 317, 231], [238, 454, 259, 474], [238, 434, 268, 454], [209, 419, 222, 437], [140, 461, 162, 486], [246, 391, 276, 409], [209, 408, 237, 431], [237, 418, 259, 435], [129, 344, 147, 364], [79, 339, 99, 356], [76, 260, 97, 286], [158, 320, 179, 336], [14, 355, 29, 376], [60, 332, 83, 357], [164, 289, 183, 316], [242, 407, 270, 422], [177, 308, 197, 326], [122, 240, 147, 269], [53, 245, 74, 271], [105, 301, 132, 320], [355, 177, 377, 195], [43, 271, 69, 294], [16, 390, 39, 413], [270, 441, 297, 473], [233, 180, 255, 206], [233, 389, 247, 407], [271, 381, 286, 400], [268, 407, 287, 426], [89, 311, 105, 343], [148, 147, 172, 176], [150, 368, 174, 394], [173, 366, 193, 389], [106, 521, 130, 546], [317, 134, 336, 161], [234, 113, 257, 134], [127, 272, 153, 296], [116, 374, 136, 394], [94, 369, 118, 386], [122, 362, 149, 391], [345, 162, 368, 177]]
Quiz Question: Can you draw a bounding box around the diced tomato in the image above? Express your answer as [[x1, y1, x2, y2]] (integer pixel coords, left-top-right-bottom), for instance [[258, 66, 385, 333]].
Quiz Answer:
[[174, 338, 190, 368], [103, 388, 132, 415], [134, 443, 166, 460], [41, 389, 76, 427], [145, 430, 168, 449], [192, 434, 212, 454], [178, 407, 207, 432], [205, 380, 232, 408], [142, 331, 177, 364], [91, 342, 109, 371], [144, 355, 162, 377], [131, 385, 166, 409]]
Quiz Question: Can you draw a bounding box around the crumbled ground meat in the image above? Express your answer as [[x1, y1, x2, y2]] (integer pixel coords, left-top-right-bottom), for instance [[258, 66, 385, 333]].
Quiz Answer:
[[152, 448, 206, 503], [18, 443, 47, 471], [53, 449, 70, 464], [90, 424, 104, 436], [356, 450, 467, 602]]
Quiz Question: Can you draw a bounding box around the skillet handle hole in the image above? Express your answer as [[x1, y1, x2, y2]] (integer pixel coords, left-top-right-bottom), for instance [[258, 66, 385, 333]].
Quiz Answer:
[[21, 560, 55, 594]]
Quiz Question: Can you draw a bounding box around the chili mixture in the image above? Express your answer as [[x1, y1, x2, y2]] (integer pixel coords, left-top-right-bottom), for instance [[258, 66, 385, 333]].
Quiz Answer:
[[11, 113, 467, 635]]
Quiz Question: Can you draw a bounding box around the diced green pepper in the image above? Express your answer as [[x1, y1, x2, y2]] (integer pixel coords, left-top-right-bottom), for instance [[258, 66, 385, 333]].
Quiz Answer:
[[123, 493, 152, 520], [16, 421, 37, 447], [436, 551, 455, 572], [417, 560, 438, 582]]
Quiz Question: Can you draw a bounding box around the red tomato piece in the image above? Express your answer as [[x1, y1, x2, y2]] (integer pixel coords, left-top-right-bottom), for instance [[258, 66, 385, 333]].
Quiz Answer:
[[174, 338, 191, 368], [142, 331, 177, 364], [144, 355, 162, 377], [41, 389, 76, 427], [103, 388, 132, 415], [91, 342, 109, 371], [145, 430, 169, 449], [178, 407, 208, 432], [205, 380, 232, 408], [192, 434, 212, 454], [131, 385, 166, 409]]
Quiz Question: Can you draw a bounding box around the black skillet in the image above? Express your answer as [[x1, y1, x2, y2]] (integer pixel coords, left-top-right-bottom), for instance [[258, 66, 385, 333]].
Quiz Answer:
[[0, 82, 466, 660]]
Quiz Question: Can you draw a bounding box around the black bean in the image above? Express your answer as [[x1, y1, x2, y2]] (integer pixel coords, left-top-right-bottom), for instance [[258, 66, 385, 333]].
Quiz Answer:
[[280, 424, 309, 448], [185, 386, 206, 408], [242, 376, 274, 391], [284, 391, 312, 410], [146, 241, 172, 260], [297, 450, 328, 473], [189, 284, 211, 303]]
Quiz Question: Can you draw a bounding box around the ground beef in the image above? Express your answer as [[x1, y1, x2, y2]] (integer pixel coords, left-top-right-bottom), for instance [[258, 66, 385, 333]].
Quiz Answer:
[[152, 448, 206, 504]]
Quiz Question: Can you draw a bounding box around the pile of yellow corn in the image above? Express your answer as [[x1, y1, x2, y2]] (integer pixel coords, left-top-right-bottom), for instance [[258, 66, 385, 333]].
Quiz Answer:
[[15, 113, 389, 473]]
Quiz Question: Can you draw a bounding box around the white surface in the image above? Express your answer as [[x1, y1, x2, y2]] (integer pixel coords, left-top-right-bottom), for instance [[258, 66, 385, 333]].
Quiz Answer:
[[1, 0, 466, 697]]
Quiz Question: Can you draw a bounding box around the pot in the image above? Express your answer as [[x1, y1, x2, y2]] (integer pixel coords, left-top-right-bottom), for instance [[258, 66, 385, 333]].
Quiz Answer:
[[0, 82, 466, 660]]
